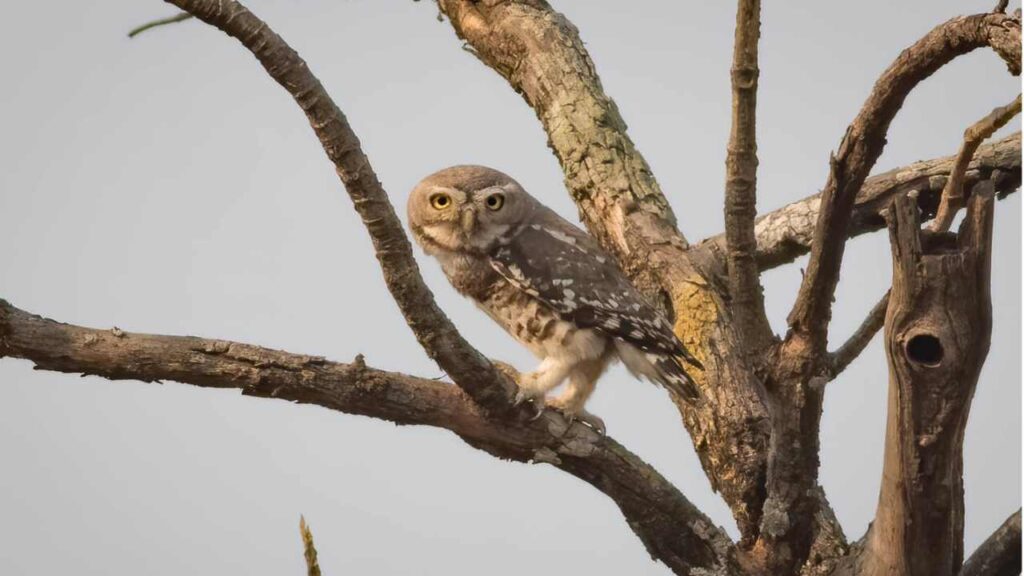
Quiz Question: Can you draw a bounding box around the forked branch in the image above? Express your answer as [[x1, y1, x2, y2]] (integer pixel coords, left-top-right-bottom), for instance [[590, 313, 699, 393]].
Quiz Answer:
[[0, 298, 739, 575], [696, 132, 1021, 272], [785, 11, 1020, 350], [162, 0, 514, 411]]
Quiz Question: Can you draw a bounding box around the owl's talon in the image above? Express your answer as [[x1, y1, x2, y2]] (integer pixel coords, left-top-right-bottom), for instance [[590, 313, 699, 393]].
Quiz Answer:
[[583, 413, 607, 436], [513, 390, 528, 406], [530, 403, 546, 420]]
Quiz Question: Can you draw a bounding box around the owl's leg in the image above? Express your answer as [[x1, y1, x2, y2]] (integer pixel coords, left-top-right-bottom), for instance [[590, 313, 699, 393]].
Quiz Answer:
[[547, 358, 608, 434], [513, 356, 574, 408]]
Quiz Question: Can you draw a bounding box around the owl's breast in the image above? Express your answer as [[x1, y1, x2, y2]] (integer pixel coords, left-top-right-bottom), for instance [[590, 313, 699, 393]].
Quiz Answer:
[[434, 250, 502, 299]]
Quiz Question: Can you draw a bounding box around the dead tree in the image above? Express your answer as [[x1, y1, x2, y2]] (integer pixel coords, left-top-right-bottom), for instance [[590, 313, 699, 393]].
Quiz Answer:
[[0, 1, 1020, 574]]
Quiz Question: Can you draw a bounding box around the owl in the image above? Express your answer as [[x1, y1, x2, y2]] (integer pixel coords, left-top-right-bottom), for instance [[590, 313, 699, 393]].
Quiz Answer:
[[407, 165, 702, 432]]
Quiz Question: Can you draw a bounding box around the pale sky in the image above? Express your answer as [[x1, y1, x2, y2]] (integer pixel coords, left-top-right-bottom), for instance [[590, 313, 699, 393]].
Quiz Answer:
[[0, 1, 1019, 574]]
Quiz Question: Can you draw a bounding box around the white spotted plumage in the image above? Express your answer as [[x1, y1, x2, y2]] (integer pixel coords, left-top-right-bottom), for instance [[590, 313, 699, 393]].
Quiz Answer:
[[407, 165, 702, 432]]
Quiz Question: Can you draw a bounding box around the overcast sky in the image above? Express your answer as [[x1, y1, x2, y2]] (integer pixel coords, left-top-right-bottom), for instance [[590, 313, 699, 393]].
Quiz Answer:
[[0, 1, 1019, 574]]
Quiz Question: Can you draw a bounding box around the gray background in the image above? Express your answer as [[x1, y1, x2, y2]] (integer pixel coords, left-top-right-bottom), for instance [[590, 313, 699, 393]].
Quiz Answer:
[[0, 1, 1019, 574]]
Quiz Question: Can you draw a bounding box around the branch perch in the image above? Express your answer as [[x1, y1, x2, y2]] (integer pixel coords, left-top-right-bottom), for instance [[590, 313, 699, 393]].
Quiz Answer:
[[435, 0, 774, 541], [786, 11, 1019, 349], [0, 298, 739, 575]]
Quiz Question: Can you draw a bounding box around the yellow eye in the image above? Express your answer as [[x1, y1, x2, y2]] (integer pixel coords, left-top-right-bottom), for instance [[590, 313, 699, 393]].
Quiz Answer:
[[485, 193, 505, 211], [430, 193, 452, 210]]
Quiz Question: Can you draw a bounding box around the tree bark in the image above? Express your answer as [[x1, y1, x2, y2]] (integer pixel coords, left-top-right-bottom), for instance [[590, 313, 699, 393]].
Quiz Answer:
[[960, 509, 1022, 576], [0, 297, 740, 575], [696, 132, 1021, 272], [162, 0, 516, 413], [724, 0, 774, 353], [436, 0, 775, 541], [857, 184, 995, 576]]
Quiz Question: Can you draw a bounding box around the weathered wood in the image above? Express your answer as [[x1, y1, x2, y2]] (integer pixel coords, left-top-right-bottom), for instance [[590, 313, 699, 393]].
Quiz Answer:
[[860, 184, 995, 576], [436, 0, 775, 541], [163, 0, 516, 412], [696, 132, 1021, 271], [724, 0, 774, 353], [960, 509, 1022, 576], [0, 297, 740, 575]]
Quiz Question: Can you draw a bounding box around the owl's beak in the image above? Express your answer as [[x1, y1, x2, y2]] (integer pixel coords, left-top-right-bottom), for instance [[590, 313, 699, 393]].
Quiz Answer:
[[460, 208, 477, 235]]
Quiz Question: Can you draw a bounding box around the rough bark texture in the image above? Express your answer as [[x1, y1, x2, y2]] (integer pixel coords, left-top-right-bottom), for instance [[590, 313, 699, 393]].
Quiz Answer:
[[960, 509, 1022, 576], [786, 12, 1019, 348], [163, 0, 515, 413], [698, 132, 1021, 272], [853, 185, 995, 576], [1, 1, 1020, 575], [0, 298, 739, 575], [436, 0, 774, 542]]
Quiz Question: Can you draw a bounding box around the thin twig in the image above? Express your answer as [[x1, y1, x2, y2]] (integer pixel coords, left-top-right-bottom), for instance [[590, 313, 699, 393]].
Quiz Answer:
[[828, 290, 889, 376], [930, 94, 1021, 233], [127, 12, 193, 38], [299, 516, 322, 576], [723, 0, 773, 348]]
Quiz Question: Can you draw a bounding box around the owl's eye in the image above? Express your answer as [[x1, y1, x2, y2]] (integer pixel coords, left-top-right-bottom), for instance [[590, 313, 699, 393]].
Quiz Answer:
[[485, 193, 505, 211], [430, 193, 452, 210]]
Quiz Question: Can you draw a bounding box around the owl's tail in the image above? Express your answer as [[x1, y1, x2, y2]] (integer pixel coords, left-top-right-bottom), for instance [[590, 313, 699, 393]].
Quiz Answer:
[[615, 342, 701, 402]]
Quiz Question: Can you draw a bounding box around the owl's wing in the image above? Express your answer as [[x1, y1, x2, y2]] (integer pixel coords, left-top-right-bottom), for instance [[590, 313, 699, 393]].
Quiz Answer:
[[488, 208, 702, 370]]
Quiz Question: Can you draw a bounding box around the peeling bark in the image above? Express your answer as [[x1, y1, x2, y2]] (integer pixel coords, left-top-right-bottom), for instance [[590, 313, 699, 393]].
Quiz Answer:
[[697, 132, 1021, 272]]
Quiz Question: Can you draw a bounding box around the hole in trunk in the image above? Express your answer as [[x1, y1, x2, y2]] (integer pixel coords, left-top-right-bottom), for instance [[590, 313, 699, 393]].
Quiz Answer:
[[906, 334, 943, 366]]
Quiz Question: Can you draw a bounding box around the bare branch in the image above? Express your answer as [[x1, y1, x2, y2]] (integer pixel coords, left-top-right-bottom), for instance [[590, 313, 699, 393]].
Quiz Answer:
[[696, 133, 1021, 271], [724, 0, 773, 349], [828, 290, 889, 376], [862, 184, 995, 576], [0, 298, 740, 575], [127, 12, 193, 38], [785, 11, 1020, 351], [434, 0, 686, 277], [931, 94, 1021, 233], [960, 509, 1022, 576], [299, 517, 323, 576], [163, 0, 514, 411]]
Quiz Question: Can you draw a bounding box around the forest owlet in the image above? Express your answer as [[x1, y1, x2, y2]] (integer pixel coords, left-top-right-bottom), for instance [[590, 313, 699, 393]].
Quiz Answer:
[[407, 166, 702, 432]]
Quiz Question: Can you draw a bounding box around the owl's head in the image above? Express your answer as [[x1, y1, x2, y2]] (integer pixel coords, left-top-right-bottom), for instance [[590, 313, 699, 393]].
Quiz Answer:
[[407, 165, 536, 254]]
